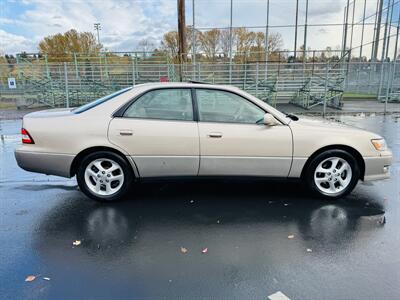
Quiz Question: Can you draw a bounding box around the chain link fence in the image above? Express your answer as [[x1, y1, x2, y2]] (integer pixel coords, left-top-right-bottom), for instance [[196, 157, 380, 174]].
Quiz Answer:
[[1, 60, 399, 111]]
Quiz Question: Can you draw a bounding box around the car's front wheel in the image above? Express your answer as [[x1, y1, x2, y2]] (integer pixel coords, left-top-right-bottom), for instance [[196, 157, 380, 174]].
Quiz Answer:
[[305, 149, 360, 199], [77, 151, 133, 202]]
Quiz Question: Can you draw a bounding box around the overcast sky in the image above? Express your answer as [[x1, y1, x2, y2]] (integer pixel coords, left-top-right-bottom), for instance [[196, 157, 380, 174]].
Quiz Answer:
[[0, 0, 397, 55]]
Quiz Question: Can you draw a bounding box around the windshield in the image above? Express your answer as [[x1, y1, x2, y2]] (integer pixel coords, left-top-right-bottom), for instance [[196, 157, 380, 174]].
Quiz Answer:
[[73, 87, 132, 114]]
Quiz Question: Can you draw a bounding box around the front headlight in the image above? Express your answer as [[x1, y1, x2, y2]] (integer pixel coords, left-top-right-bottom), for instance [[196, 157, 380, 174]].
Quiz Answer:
[[371, 139, 387, 151]]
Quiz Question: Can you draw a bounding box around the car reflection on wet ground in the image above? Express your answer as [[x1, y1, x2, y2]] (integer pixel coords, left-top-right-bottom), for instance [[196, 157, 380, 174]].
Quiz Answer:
[[0, 114, 399, 300]]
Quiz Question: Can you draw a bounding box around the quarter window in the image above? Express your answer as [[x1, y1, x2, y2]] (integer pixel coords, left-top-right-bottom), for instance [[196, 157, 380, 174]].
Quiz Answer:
[[196, 89, 265, 124], [124, 89, 193, 121]]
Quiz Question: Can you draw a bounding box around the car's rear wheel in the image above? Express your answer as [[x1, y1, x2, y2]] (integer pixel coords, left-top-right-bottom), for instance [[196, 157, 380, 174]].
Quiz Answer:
[[77, 151, 133, 202], [305, 149, 360, 199]]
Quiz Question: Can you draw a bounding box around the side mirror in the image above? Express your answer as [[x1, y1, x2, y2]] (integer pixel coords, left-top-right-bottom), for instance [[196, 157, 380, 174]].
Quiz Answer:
[[263, 113, 279, 126]]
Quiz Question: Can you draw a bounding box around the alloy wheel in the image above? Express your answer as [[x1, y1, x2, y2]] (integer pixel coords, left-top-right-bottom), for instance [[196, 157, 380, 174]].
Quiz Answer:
[[313, 157, 352, 195], [84, 158, 125, 196]]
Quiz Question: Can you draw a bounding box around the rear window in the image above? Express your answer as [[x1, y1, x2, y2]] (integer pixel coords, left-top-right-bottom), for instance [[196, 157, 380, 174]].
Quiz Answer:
[[73, 87, 132, 114]]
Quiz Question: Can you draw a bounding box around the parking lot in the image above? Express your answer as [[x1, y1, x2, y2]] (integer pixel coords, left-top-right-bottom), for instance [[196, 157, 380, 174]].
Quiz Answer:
[[0, 114, 399, 300]]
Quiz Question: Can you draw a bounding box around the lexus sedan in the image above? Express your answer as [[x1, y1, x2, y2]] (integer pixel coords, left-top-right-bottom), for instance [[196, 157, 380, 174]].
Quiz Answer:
[[15, 82, 392, 202]]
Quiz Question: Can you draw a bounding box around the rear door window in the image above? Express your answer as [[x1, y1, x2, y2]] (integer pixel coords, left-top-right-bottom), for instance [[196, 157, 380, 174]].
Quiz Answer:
[[123, 89, 194, 121]]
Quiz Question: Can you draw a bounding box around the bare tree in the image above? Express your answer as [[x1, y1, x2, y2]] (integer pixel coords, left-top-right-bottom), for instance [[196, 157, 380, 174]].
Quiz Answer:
[[161, 31, 179, 62], [249, 31, 265, 61], [219, 29, 231, 59], [266, 32, 284, 61], [267, 32, 283, 53], [234, 27, 256, 63], [161, 28, 284, 63], [138, 39, 156, 54], [199, 29, 221, 62], [186, 26, 201, 59]]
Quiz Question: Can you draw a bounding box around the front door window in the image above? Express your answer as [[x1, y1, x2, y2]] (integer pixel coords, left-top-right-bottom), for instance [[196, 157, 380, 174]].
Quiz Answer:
[[195, 89, 265, 124]]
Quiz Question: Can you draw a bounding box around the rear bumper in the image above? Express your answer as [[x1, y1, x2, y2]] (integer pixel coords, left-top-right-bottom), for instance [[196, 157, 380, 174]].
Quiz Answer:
[[363, 154, 392, 181], [15, 150, 74, 178]]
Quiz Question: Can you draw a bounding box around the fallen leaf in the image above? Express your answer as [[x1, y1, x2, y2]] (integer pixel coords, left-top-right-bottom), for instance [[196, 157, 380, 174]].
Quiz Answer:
[[307, 248, 312, 252], [190, 200, 194, 203], [283, 203, 289, 206], [202, 248, 208, 253], [287, 235, 295, 239], [25, 275, 36, 282], [72, 240, 81, 246], [43, 277, 51, 281], [268, 291, 291, 300], [180, 247, 188, 253]]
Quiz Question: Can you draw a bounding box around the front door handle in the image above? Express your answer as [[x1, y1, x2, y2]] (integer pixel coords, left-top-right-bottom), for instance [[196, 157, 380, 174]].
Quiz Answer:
[[119, 130, 133, 136], [208, 132, 223, 138]]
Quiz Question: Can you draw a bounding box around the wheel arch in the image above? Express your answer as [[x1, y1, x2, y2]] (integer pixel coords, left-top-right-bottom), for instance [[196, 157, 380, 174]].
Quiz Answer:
[[70, 146, 138, 178], [300, 145, 365, 180]]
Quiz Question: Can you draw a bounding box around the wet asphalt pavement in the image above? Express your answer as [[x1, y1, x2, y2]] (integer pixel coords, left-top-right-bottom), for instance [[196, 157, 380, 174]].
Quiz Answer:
[[0, 114, 399, 300]]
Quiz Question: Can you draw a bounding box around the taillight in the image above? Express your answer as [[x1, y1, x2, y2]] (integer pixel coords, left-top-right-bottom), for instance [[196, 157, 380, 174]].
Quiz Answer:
[[21, 128, 34, 144]]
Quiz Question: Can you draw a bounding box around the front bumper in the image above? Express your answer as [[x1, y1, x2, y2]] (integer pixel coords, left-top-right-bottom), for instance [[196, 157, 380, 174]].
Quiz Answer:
[[363, 152, 392, 181], [15, 149, 75, 178]]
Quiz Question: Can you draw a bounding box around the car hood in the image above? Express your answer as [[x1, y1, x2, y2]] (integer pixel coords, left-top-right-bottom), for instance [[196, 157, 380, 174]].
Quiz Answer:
[[290, 117, 382, 138], [294, 117, 361, 130], [24, 108, 75, 119]]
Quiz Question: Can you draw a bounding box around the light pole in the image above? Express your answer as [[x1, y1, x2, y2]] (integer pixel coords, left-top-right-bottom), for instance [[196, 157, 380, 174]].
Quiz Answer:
[[94, 23, 101, 45], [264, 0, 270, 81], [294, 0, 299, 61], [229, 0, 233, 84], [192, 0, 195, 67], [303, 0, 309, 63]]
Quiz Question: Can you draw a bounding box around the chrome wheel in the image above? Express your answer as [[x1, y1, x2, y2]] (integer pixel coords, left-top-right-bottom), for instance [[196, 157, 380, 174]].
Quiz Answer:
[[84, 158, 124, 196], [314, 157, 352, 195]]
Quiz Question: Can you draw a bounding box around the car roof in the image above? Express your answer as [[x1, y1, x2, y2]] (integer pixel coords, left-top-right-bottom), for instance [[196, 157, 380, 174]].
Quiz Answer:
[[125, 82, 288, 124], [133, 82, 240, 92], [79, 81, 288, 125]]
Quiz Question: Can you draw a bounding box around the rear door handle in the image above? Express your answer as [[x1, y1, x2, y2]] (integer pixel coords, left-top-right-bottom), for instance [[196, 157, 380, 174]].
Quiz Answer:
[[208, 132, 223, 138], [119, 130, 133, 136]]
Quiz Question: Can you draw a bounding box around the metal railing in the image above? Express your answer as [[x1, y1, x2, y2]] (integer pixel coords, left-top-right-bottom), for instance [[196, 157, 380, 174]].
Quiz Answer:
[[1, 60, 399, 110]]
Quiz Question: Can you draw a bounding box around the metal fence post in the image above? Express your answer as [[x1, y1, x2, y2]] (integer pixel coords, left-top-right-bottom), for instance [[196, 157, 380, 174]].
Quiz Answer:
[[198, 64, 201, 81], [256, 62, 259, 97], [377, 61, 385, 102], [131, 56, 136, 86], [356, 63, 360, 93], [323, 63, 329, 118], [135, 53, 139, 80], [64, 62, 69, 108], [45, 54, 50, 79], [368, 62, 373, 94], [244, 64, 247, 89], [384, 62, 392, 114], [104, 53, 109, 79], [73, 53, 79, 79]]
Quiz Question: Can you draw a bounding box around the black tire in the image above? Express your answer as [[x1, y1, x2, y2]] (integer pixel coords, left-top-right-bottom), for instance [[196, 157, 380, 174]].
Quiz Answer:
[[304, 149, 360, 199], [76, 151, 134, 202]]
